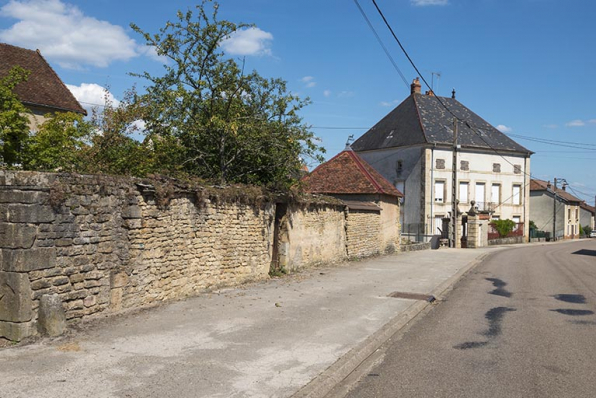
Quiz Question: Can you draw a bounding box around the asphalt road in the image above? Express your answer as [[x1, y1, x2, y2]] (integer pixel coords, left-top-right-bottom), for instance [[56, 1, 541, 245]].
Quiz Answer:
[[344, 240, 596, 398]]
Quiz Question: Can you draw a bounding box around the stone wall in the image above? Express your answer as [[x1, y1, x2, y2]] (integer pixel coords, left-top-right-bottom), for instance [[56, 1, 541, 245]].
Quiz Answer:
[[399, 242, 431, 252], [0, 171, 402, 341], [0, 171, 275, 341], [488, 236, 524, 246], [281, 203, 347, 271], [346, 210, 382, 258]]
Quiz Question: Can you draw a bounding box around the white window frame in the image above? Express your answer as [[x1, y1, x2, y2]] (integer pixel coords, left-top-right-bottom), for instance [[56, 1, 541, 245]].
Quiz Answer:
[[491, 184, 501, 205], [512, 184, 521, 205], [475, 182, 486, 210], [459, 182, 469, 204]]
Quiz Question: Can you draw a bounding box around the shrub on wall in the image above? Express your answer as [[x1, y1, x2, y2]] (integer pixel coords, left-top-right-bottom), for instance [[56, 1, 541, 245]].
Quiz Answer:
[[491, 219, 516, 238]]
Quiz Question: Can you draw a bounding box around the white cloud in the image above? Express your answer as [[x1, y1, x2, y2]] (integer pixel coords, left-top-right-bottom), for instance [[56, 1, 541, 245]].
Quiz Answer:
[[496, 124, 512, 133], [220, 27, 273, 56], [589, 119, 596, 124], [300, 76, 316, 88], [566, 119, 585, 127], [323, 90, 331, 97], [66, 83, 119, 114], [0, 0, 139, 69], [411, 0, 449, 6], [543, 124, 558, 129]]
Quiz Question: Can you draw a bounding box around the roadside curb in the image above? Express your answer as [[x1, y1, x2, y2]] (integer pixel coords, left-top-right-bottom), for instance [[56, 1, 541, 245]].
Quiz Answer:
[[291, 250, 494, 398]]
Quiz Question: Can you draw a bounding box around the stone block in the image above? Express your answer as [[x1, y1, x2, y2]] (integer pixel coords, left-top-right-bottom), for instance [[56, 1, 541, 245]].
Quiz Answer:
[[0, 320, 36, 341], [1, 248, 56, 272], [0, 271, 33, 322], [37, 294, 66, 337], [0, 223, 37, 249], [122, 205, 142, 219], [109, 288, 123, 311], [110, 271, 129, 288], [0, 190, 47, 204], [83, 295, 96, 307], [124, 219, 142, 230], [7, 204, 55, 223]]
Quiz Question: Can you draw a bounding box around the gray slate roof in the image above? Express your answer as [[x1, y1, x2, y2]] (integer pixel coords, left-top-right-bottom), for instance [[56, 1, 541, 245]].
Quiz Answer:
[[352, 93, 531, 154]]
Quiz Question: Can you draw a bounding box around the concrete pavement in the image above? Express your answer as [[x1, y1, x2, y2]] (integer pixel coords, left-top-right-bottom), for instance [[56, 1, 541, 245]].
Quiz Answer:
[[0, 245, 504, 398]]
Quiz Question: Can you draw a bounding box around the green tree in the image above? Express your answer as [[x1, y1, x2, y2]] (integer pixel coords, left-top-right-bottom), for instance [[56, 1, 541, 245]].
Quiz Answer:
[[23, 111, 92, 171], [131, 0, 324, 186], [0, 66, 30, 167], [78, 87, 159, 177]]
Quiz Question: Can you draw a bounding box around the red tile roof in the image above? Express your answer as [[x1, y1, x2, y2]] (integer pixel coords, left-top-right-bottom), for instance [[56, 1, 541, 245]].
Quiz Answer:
[[302, 150, 403, 197], [0, 43, 86, 115], [530, 179, 582, 203]]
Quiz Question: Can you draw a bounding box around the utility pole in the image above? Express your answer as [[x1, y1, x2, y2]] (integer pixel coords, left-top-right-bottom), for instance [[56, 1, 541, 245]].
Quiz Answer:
[[552, 177, 568, 241], [451, 117, 458, 248], [552, 178, 557, 241]]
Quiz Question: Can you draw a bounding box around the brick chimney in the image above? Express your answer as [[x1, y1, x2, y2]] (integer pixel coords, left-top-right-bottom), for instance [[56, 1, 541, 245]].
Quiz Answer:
[[410, 77, 421, 95]]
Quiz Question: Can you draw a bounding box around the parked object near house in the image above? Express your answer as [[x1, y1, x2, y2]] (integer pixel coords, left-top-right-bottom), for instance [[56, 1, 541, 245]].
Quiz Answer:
[[301, 148, 403, 258], [0, 43, 86, 131], [351, 78, 532, 243], [530, 179, 582, 240]]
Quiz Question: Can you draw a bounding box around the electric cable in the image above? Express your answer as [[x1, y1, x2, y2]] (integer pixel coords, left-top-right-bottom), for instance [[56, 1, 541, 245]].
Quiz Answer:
[[353, 0, 410, 89]]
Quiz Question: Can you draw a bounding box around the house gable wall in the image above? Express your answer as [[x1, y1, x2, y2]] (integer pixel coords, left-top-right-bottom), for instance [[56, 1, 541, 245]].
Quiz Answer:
[[357, 146, 424, 234]]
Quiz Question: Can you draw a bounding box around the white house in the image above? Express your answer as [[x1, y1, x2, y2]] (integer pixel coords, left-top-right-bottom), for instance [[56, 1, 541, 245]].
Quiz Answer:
[[351, 78, 532, 242]]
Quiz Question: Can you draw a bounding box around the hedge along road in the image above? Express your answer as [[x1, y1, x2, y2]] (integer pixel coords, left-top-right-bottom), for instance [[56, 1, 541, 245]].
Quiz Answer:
[[342, 239, 596, 398]]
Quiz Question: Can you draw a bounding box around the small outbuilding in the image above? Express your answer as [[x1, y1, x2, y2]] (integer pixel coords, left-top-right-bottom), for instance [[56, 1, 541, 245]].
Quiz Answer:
[[302, 148, 403, 257]]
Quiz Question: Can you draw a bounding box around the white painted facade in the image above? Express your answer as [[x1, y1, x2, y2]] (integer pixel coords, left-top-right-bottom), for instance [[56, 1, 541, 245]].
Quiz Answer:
[[428, 148, 530, 240], [357, 145, 531, 241]]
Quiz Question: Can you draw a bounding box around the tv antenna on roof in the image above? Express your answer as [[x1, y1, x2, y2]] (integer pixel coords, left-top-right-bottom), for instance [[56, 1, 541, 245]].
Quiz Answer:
[[431, 72, 441, 92]]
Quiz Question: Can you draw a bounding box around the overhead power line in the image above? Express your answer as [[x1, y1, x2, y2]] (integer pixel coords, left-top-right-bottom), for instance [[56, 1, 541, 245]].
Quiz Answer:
[[355, 1, 596, 202], [506, 133, 596, 151], [352, 0, 409, 89], [507, 133, 596, 148]]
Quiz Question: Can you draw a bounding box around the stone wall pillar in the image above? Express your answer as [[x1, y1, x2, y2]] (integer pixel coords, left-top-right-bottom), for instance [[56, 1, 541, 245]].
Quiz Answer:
[[467, 215, 479, 248], [0, 187, 55, 341], [466, 215, 489, 248]]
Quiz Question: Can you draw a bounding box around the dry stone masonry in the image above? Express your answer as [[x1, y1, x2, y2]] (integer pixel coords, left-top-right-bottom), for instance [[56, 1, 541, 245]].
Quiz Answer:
[[0, 171, 400, 341]]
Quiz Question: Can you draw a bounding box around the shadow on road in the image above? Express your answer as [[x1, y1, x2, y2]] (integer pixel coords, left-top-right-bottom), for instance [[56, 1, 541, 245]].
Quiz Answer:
[[572, 249, 596, 257]]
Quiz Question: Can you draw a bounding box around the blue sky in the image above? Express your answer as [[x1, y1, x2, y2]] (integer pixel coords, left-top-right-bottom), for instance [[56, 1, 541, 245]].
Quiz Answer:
[[1, 0, 595, 205]]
